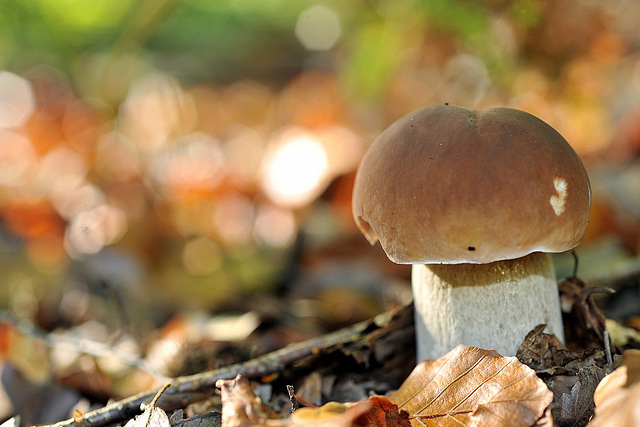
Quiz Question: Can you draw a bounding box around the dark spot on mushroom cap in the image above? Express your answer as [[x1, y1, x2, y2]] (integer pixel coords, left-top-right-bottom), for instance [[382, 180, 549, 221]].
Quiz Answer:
[[468, 246, 476, 251]]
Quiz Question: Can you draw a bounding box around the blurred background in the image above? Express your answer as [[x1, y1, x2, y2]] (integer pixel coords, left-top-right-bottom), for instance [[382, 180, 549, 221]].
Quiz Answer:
[[2, 0, 640, 406]]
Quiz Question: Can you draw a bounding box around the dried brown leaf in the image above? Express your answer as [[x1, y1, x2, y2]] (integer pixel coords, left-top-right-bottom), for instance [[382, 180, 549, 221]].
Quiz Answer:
[[297, 372, 323, 408], [516, 324, 613, 426], [217, 375, 281, 427], [124, 385, 172, 427], [390, 345, 553, 427], [123, 405, 170, 427], [590, 349, 640, 427], [559, 276, 610, 351], [517, 325, 575, 372], [516, 325, 610, 375], [549, 365, 607, 426], [361, 396, 412, 427]]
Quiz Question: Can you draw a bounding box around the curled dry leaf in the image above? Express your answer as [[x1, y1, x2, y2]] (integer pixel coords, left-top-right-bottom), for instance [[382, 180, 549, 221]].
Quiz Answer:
[[390, 345, 553, 427], [516, 324, 611, 375], [590, 349, 640, 427], [558, 276, 610, 351], [216, 375, 281, 427], [517, 324, 577, 373]]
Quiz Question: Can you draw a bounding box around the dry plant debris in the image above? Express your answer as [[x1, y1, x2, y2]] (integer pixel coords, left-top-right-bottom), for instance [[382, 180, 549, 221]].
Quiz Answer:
[[216, 375, 410, 427], [589, 349, 640, 426], [123, 385, 172, 427], [5, 289, 640, 427], [389, 345, 552, 427], [217, 375, 281, 427], [516, 325, 612, 426], [558, 275, 612, 351], [291, 396, 411, 427], [215, 345, 554, 427]]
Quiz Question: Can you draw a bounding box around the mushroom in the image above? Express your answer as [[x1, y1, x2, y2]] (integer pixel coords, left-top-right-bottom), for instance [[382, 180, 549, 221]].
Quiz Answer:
[[352, 105, 591, 361]]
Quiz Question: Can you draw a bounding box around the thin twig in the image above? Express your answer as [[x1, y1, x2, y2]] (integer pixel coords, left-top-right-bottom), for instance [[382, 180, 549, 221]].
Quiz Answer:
[[149, 383, 172, 408], [570, 250, 579, 278], [286, 385, 298, 413], [603, 329, 613, 372]]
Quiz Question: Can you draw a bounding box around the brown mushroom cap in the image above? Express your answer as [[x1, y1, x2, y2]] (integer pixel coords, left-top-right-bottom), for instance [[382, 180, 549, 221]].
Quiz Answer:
[[352, 105, 591, 264]]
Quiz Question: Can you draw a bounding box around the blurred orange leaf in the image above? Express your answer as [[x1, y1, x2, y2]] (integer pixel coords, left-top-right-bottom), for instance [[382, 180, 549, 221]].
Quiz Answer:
[[590, 349, 640, 427], [390, 345, 553, 427], [1, 197, 64, 239]]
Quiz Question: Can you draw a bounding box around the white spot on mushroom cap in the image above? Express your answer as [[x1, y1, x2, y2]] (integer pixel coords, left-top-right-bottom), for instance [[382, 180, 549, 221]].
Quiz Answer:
[[550, 177, 568, 216]]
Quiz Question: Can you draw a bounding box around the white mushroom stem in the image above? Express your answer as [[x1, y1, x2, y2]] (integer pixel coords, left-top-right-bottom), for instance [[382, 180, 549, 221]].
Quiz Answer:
[[411, 252, 564, 361]]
